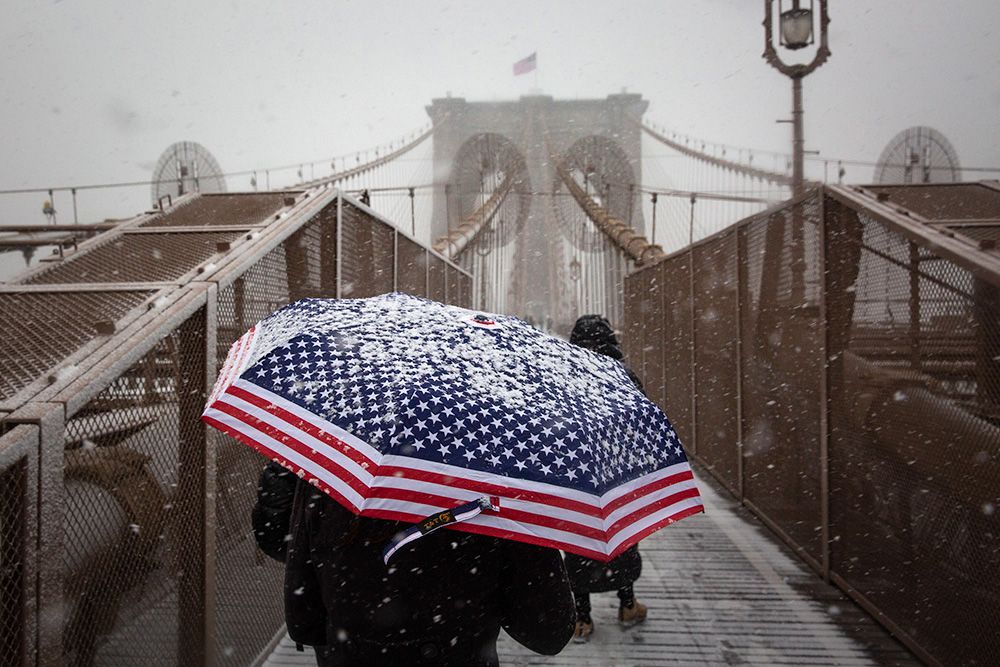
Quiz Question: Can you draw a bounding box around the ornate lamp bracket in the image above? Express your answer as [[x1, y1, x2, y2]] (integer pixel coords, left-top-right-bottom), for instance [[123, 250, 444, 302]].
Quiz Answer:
[[762, 0, 831, 78]]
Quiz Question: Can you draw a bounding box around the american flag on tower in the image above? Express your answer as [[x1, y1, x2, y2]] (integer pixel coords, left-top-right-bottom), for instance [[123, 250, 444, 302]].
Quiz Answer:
[[202, 293, 702, 562], [513, 52, 537, 76]]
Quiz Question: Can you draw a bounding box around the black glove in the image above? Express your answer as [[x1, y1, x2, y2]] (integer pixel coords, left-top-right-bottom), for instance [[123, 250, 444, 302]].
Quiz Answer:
[[251, 461, 297, 562]]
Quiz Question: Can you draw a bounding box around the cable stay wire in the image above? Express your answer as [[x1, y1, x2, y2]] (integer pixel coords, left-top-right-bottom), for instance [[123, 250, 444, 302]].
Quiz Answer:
[[0, 123, 433, 196], [642, 116, 1000, 180]]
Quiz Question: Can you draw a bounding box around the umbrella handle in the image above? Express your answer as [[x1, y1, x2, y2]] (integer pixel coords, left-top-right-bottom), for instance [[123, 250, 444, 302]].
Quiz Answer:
[[382, 496, 499, 565]]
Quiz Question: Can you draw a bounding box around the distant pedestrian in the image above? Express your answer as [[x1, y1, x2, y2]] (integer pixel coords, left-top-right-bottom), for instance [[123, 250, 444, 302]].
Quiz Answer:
[[564, 314, 648, 642]]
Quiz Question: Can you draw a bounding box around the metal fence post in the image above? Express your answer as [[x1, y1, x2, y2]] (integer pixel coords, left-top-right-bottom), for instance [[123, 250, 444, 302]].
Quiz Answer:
[[233, 277, 246, 332], [176, 295, 216, 667], [0, 424, 38, 667], [734, 228, 745, 502], [3, 403, 65, 667], [393, 228, 400, 293], [204, 286, 220, 659], [336, 194, 343, 299], [688, 195, 698, 455], [409, 187, 416, 237], [817, 188, 831, 581], [285, 226, 312, 302]]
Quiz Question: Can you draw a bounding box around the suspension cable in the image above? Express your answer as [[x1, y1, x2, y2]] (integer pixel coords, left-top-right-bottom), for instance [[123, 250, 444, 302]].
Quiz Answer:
[[432, 173, 514, 258], [640, 122, 793, 187], [294, 127, 434, 190], [0, 125, 432, 196], [548, 148, 664, 266], [643, 118, 1000, 178]]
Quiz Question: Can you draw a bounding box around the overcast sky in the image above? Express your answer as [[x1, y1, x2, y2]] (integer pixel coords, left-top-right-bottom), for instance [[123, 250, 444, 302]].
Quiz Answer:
[[2, 0, 999, 225]]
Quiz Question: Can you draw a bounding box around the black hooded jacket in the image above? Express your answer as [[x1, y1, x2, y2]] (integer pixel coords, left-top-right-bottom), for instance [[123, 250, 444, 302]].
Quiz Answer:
[[246, 314, 640, 662], [563, 315, 644, 592], [285, 485, 574, 666]]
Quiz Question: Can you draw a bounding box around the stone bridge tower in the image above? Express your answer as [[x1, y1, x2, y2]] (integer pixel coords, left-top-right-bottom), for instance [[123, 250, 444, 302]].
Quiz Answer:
[[426, 93, 648, 330]]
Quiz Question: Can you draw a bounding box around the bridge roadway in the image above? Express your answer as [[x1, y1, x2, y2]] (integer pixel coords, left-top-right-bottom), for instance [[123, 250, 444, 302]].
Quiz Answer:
[[262, 468, 915, 667]]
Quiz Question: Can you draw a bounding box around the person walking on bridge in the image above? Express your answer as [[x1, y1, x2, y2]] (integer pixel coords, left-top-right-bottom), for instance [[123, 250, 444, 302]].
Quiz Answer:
[[223, 296, 699, 661], [253, 464, 575, 665], [564, 314, 648, 642]]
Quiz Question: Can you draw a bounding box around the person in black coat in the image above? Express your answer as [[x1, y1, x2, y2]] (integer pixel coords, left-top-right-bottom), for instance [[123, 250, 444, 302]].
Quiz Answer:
[[253, 464, 575, 665], [564, 314, 648, 642]]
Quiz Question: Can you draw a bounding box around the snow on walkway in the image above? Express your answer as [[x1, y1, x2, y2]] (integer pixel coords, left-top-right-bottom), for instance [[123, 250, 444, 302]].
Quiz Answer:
[[263, 469, 915, 666]]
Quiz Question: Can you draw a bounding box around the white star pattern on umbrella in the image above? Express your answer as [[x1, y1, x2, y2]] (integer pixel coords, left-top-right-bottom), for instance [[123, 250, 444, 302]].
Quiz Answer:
[[242, 295, 685, 492]]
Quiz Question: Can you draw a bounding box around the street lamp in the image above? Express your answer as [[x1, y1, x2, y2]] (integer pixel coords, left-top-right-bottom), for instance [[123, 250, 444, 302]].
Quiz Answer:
[[779, 4, 814, 48], [763, 0, 830, 195]]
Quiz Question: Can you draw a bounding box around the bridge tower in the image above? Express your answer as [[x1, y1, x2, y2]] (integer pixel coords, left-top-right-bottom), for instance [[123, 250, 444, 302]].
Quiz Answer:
[[427, 93, 648, 329]]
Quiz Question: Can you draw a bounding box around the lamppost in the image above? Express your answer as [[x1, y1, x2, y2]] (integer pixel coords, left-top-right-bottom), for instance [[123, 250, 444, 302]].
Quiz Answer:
[[763, 0, 830, 195]]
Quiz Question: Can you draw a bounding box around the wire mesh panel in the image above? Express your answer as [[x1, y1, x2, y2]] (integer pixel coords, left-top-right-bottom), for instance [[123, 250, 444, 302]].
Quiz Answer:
[[2, 191, 450, 666], [396, 236, 428, 298], [691, 232, 739, 493], [217, 246, 291, 353], [457, 271, 472, 308], [60, 308, 207, 666], [630, 265, 665, 407], [866, 183, 1000, 220], [642, 264, 667, 409], [284, 212, 338, 302], [622, 265, 645, 379], [659, 255, 693, 450], [739, 198, 824, 563], [0, 291, 154, 405], [0, 427, 32, 667], [0, 465, 25, 666], [23, 231, 244, 285], [947, 223, 1000, 253], [212, 207, 343, 664], [825, 194, 1000, 666], [339, 203, 395, 298], [427, 255, 447, 303], [445, 265, 460, 306], [213, 245, 297, 666], [142, 193, 291, 228], [212, 412, 285, 663], [371, 224, 395, 296], [623, 184, 1000, 664]]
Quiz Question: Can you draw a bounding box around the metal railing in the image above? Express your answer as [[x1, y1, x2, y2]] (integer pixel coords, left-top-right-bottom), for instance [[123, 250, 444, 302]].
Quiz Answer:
[[0, 189, 471, 666], [623, 183, 1000, 667]]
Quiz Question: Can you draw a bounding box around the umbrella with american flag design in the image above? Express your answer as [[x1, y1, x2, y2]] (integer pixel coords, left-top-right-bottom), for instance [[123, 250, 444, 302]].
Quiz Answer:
[[202, 292, 702, 563]]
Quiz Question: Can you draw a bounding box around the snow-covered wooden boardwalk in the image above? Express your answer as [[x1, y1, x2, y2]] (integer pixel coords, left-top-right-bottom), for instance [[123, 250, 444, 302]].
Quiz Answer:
[[263, 469, 916, 666]]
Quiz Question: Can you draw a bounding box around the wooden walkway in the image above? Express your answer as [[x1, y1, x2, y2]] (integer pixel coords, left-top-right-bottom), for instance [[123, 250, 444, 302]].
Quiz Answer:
[[264, 469, 917, 666]]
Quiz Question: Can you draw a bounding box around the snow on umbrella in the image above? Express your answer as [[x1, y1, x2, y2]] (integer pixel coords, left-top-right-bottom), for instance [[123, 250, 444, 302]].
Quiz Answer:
[[202, 292, 703, 562]]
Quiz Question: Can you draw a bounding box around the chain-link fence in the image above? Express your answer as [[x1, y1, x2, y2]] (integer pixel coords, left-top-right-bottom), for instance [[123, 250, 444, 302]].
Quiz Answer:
[[825, 192, 1000, 667], [60, 310, 207, 667], [1, 190, 471, 666], [624, 183, 1000, 666], [0, 426, 35, 666]]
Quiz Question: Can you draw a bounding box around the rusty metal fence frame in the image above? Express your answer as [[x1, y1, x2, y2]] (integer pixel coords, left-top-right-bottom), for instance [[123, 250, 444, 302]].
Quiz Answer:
[[0, 189, 470, 666], [624, 182, 1000, 667]]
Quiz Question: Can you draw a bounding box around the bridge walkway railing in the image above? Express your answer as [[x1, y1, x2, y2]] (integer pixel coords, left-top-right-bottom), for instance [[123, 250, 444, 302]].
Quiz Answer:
[[0, 190, 470, 666], [623, 182, 1000, 667], [263, 466, 917, 666]]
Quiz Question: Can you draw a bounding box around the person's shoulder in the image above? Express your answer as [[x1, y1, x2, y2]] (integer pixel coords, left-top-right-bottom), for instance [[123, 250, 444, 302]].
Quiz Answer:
[[620, 364, 645, 393]]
